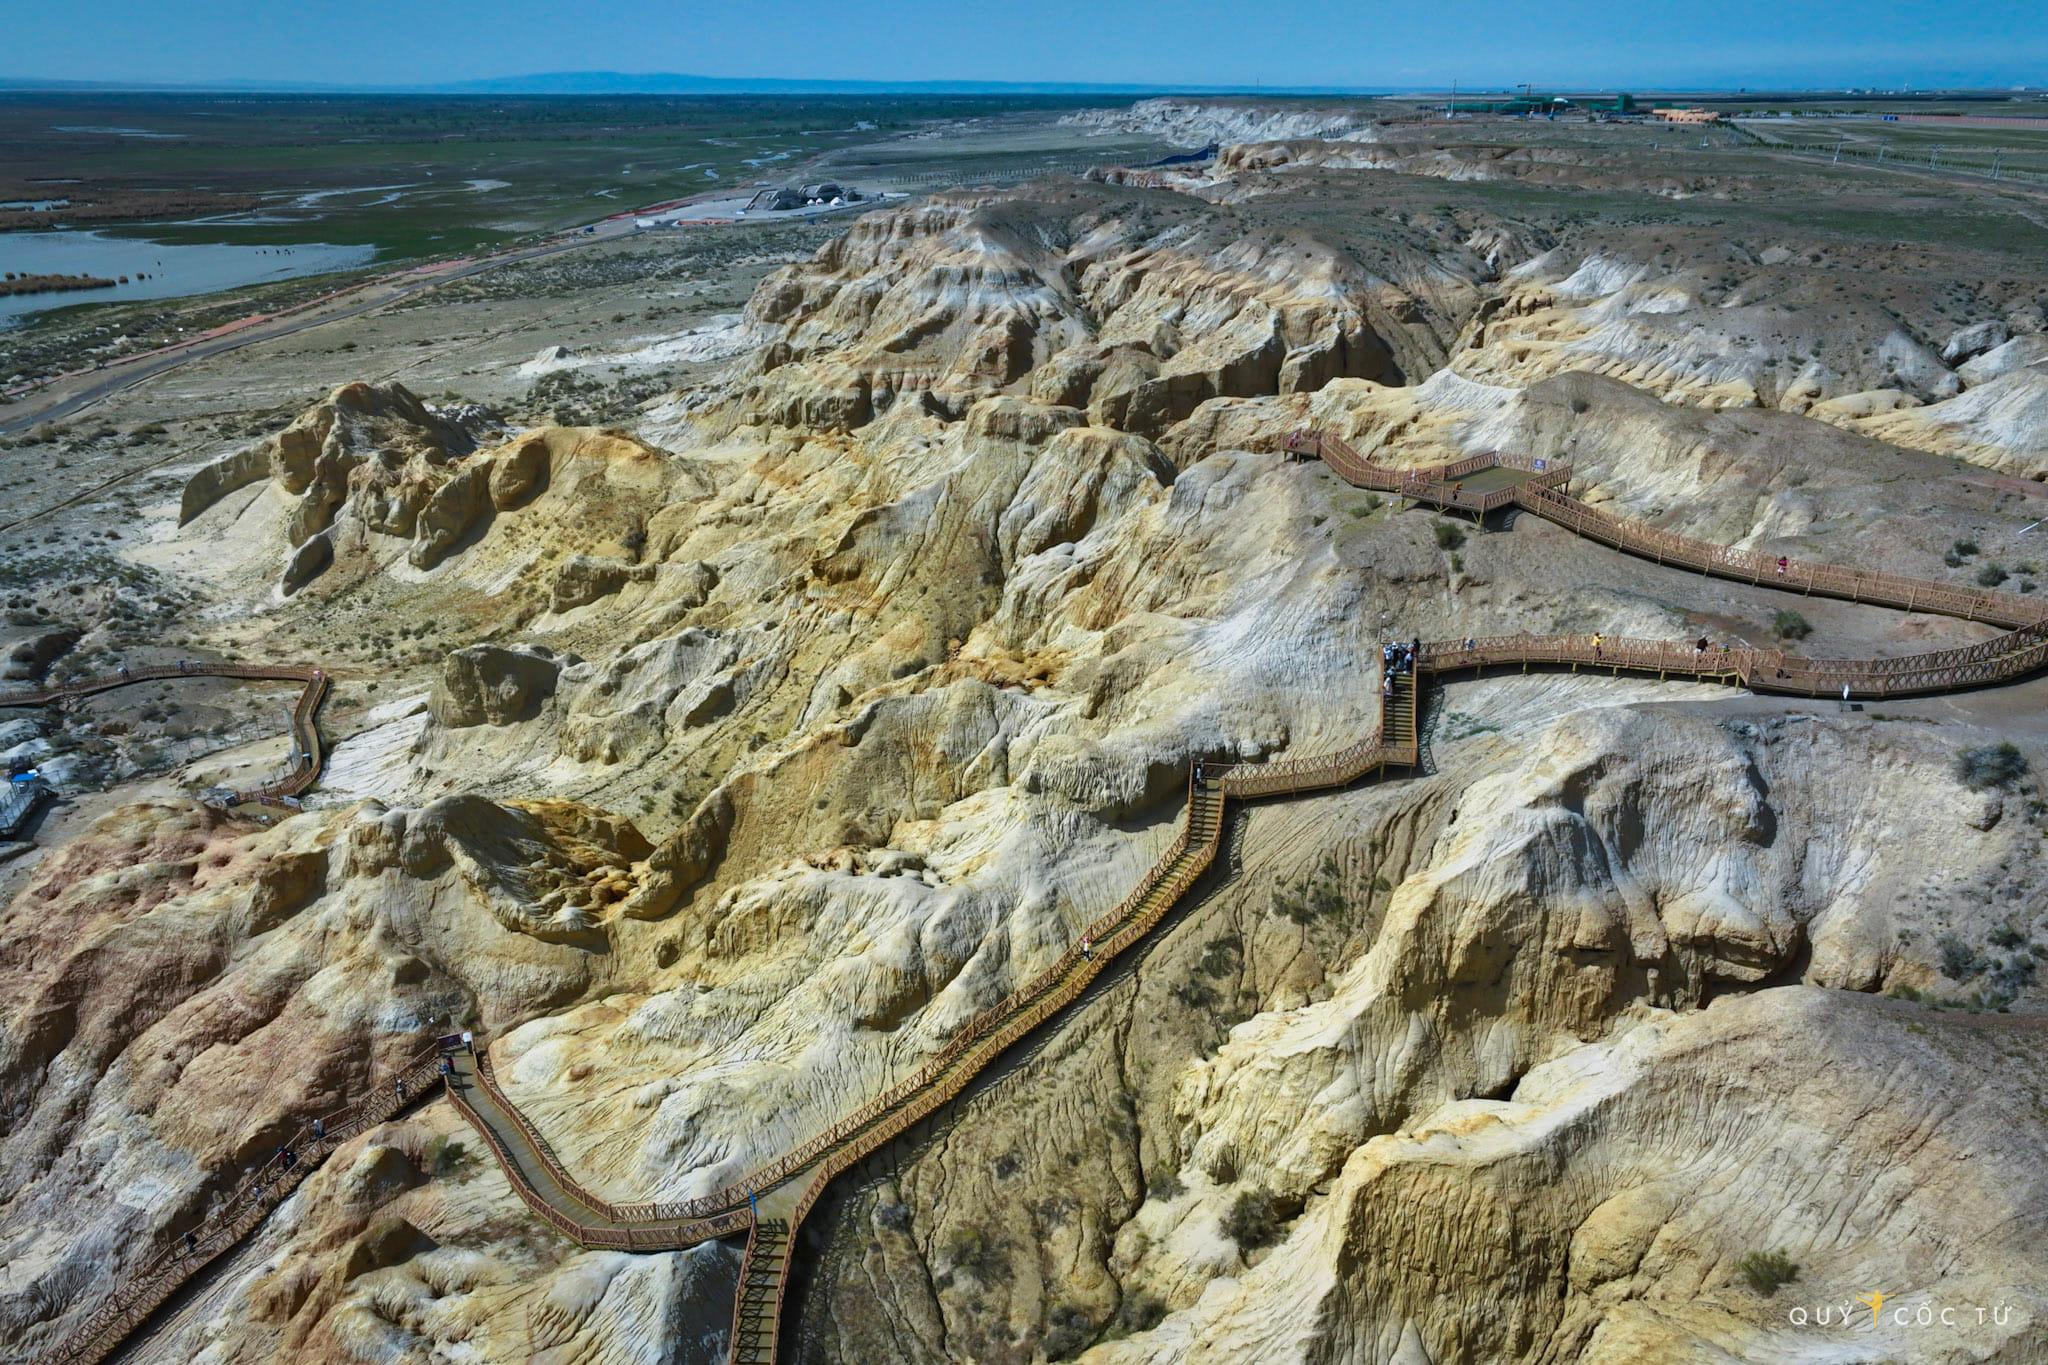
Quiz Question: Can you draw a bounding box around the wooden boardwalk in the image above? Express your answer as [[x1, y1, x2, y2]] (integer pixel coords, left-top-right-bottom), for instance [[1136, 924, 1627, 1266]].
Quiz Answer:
[[0, 661, 330, 806]]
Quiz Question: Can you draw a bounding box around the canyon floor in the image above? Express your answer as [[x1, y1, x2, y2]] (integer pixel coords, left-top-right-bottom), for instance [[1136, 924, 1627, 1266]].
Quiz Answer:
[[4, 98, 2048, 1365]]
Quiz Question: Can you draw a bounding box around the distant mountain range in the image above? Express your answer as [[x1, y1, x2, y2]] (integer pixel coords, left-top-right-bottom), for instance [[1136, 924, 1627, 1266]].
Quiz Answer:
[[0, 72, 1390, 96], [2, 72, 2031, 99]]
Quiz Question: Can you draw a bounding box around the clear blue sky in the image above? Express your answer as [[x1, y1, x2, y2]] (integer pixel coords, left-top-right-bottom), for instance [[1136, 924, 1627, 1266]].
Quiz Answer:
[[7, 0, 2045, 90]]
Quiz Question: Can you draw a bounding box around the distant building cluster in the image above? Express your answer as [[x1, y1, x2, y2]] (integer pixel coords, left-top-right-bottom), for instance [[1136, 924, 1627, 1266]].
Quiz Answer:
[[1428, 94, 1730, 125]]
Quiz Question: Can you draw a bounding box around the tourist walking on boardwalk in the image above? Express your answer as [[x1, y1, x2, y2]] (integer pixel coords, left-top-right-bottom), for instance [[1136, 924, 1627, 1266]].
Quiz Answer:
[[1695, 636, 1708, 661], [1410, 638, 1421, 671], [1777, 555, 1789, 576], [1592, 633, 1603, 660], [1081, 935, 1092, 962]]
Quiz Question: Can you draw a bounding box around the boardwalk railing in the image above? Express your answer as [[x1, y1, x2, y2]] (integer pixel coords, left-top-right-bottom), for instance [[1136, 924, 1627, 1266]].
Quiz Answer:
[[0, 662, 331, 805], [1299, 429, 2048, 697], [40, 1041, 444, 1365]]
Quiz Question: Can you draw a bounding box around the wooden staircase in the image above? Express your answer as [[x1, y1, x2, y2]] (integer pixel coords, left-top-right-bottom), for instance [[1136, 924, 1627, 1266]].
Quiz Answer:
[[728, 1217, 792, 1365], [1382, 668, 1417, 752]]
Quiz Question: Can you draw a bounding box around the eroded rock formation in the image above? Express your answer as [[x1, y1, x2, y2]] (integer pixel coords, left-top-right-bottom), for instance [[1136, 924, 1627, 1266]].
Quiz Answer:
[[11, 130, 2048, 1365]]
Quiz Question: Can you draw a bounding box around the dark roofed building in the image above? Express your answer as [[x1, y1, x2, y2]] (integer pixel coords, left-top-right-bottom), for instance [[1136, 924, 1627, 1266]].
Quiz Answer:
[[800, 183, 859, 203], [746, 188, 802, 211]]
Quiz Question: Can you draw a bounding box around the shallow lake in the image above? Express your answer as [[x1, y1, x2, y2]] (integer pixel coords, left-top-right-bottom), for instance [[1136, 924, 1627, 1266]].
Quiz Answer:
[[0, 230, 377, 328]]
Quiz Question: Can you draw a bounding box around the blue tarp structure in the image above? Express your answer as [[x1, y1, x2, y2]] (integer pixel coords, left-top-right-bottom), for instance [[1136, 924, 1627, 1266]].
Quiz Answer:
[[0, 778, 53, 839]]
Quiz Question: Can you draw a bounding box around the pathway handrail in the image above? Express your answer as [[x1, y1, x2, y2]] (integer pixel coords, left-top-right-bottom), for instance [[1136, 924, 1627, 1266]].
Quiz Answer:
[[40, 1040, 443, 1365], [0, 662, 332, 805], [1303, 429, 2048, 696]]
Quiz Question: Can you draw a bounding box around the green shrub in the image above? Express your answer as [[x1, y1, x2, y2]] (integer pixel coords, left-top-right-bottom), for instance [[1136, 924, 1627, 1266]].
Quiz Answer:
[[1109, 1291, 1168, 1338], [1943, 549, 1964, 568], [1148, 1164, 1186, 1200], [1197, 935, 1242, 977], [1977, 562, 2009, 587], [1771, 610, 1812, 640], [421, 1134, 468, 1176], [941, 1225, 1008, 1281], [1045, 1302, 1098, 1361], [1954, 537, 1980, 557], [1937, 933, 1987, 981], [1739, 1249, 1799, 1295], [1433, 522, 1466, 551], [1222, 1189, 1287, 1251], [1955, 741, 2028, 790]]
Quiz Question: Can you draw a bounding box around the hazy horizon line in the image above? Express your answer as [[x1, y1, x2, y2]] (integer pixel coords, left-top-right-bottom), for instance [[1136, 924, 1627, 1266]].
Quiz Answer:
[[1, 71, 2040, 99]]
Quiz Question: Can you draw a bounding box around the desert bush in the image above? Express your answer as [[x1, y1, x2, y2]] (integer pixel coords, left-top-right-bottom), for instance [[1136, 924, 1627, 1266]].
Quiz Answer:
[[1433, 522, 1466, 551], [1990, 953, 2038, 995], [1955, 741, 2028, 790], [1147, 1164, 1186, 1200], [1954, 537, 1979, 557], [1977, 562, 2009, 587], [1771, 610, 1812, 640], [1937, 933, 1987, 981], [1222, 1189, 1287, 1251], [1197, 935, 1241, 977], [1045, 1302, 1098, 1361], [1109, 1291, 1168, 1338], [941, 1226, 1008, 1282], [1739, 1249, 1799, 1295], [421, 1134, 468, 1176]]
